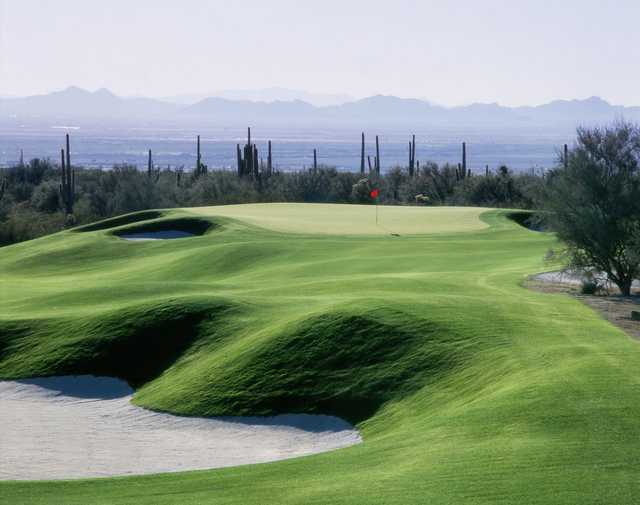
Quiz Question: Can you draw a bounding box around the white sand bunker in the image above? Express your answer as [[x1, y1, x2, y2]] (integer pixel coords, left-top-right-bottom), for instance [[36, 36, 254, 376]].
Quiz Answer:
[[533, 270, 640, 288], [532, 270, 590, 286], [120, 230, 195, 240], [0, 376, 361, 481]]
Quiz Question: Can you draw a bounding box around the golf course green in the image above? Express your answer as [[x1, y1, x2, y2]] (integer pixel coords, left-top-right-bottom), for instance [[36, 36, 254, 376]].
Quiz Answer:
[[1, 203, 639, 504]]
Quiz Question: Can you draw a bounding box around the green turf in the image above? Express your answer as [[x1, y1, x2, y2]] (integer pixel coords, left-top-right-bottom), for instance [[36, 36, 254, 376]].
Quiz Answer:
[[188, 202, 491, 234], [1, 203, 640, 505]]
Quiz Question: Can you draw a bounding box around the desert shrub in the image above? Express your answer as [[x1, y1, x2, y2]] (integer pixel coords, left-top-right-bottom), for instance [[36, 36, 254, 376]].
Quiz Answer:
[[30, 180, 61, 213], [351, 178, 373, 203], [580, 280, 602, 295], [0, 204, 65, 246], [544, 121, 640, 296]]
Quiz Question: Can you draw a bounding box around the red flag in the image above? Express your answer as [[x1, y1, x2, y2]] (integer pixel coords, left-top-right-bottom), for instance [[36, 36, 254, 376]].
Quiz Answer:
[[370, 189, 379, 199]]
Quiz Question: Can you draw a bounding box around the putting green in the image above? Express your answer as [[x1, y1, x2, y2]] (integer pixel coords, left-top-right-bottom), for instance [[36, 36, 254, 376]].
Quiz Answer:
[[188, 203, 490, 235], [1, 204, 640, 505]]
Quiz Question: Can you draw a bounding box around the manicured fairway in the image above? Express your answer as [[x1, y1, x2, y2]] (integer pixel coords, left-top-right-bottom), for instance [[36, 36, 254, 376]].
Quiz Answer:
[[1, 203, 640, 505]]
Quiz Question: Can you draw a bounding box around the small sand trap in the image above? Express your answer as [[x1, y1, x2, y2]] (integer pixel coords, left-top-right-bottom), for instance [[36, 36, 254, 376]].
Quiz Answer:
[[532, 271, 591, 286], [120, 230, 195, 241], [532, 271, 639, 288], [0, 376, 361, 481]]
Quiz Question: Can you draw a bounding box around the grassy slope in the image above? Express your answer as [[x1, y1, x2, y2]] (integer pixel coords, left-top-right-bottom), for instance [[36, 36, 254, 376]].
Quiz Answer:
[[1, 204, 640, 504]]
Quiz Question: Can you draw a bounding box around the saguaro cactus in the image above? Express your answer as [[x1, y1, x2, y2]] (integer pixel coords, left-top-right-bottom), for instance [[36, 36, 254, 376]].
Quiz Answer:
[[313, 149, 318, 171], [60, 147, 75, 215], [563, 144, 569, 169], [236, 144, 243, 176], [456, 142, 470, 180], [360, 132, 365, 174], [408, 134, 416, 176], [462, 142, 467, 174], [66, 134, 71, 174], [147, 149, 160, 181], [194, 135, 204, 176], [19, 149, 24, 167], [253, 144, 259, 178], [0, 178, 7, 201], [375, 135, 380, 175], [192, 135, 208, 176], [267, 140, 272, 174], [197, 136, 201, 173], [237, 127, 260, 178]]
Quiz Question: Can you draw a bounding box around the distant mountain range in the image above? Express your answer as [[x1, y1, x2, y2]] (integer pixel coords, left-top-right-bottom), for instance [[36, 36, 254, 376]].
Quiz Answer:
[[1, 87, 179, 119], [2, 87, 639, 127], [161, 88, 354, 107]]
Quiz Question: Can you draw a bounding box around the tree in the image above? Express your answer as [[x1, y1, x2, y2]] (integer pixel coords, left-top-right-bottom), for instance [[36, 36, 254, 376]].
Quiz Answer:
[[544, 121, 640, 296], [351, 178, 374, 203], [31, 180, 61, 213]]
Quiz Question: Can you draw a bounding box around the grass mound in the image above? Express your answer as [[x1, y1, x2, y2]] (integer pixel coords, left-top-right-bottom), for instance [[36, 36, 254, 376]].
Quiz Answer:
[[174, 307, 471, 423], [0, 299, 237, 387], [74, 210, 163, 232]]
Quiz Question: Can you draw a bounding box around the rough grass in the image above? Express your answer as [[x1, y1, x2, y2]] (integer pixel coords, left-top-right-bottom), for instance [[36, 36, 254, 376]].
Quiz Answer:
[[1, 204, 640, 504]]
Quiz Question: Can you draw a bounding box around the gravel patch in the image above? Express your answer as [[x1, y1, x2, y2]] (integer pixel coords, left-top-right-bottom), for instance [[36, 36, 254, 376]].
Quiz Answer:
[[0, 376, 361, 481], [526, 275, 640, 340]]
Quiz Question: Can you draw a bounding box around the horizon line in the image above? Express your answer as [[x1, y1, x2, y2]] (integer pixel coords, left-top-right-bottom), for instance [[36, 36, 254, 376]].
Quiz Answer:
[[1, 85, 637, 110]]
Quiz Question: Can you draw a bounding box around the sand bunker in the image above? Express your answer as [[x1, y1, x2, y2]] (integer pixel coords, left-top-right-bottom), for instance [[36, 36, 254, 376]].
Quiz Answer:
[[120, 230, 195, 241], [0, 376, 361, 480], [533, 271, 639, 288], [532, 271, 590, 286]]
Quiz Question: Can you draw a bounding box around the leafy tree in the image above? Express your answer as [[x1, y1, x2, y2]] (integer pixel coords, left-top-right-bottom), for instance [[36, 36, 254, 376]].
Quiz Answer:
[[544, 122, 640, 296], [351, 178, 374, 203], [30, 180, 61, 213], [386, 167, 406, 202], [452, 166, 542, 208]]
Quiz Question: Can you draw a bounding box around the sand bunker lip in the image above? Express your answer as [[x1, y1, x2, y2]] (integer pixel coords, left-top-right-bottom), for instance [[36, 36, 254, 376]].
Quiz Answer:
[[120, 230, 195, 241], [0, 376, 361, 481]]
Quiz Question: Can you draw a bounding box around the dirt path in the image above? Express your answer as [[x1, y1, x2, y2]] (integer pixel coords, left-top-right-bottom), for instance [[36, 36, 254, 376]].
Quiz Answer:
[[526, 272, 640, 340]]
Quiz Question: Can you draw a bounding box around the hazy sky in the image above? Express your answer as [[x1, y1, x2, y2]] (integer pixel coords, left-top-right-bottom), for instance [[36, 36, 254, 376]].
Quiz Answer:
[[1, 0, 639, 106]]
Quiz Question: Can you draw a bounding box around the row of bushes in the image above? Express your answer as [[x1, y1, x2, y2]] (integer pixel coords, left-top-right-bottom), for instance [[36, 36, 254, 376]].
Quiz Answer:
[[0, 160, 545, 246]]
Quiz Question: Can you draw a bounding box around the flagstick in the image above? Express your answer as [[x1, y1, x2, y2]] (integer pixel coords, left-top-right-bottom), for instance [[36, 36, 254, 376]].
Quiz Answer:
[[376, 202, 378, 226]]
